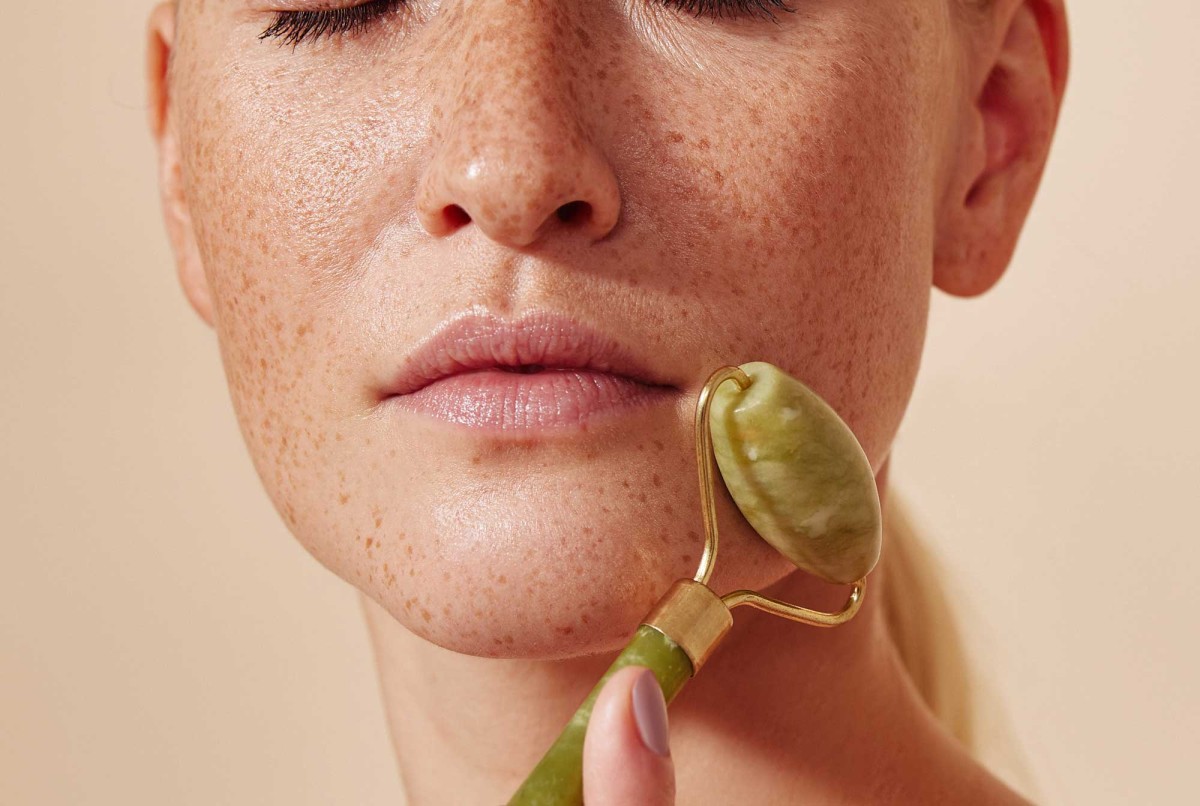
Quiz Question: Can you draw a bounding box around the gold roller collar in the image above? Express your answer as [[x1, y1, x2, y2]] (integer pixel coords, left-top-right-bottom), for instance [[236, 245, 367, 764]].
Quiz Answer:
[[641, 579, 733, 674]]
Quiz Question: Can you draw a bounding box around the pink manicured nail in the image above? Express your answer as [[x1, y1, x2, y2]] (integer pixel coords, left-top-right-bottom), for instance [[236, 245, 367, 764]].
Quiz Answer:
[[632, 668, 671, 757]]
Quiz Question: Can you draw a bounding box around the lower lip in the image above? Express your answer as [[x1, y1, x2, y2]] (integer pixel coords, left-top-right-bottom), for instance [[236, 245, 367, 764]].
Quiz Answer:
[[386, 368, 676, 432]]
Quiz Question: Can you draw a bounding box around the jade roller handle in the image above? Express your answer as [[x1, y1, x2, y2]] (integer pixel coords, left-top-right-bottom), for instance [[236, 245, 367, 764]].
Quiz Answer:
[[507, 580, 733, 805], [506, 625, 690, 805]]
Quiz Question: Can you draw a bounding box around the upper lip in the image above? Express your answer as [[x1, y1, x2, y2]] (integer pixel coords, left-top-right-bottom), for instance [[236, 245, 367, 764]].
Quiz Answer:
[[384, 310, 676, 397]]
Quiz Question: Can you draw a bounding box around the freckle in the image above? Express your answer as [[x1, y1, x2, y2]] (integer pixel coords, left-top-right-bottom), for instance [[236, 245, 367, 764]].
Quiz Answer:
[[581, 614, 590, 624], [405, 544, 413, 557], [471, 454, 481, 465], [682, 553, 693, 564], [365, 538, 374, 549], [443, 571, 450, 581], [621, 479, 630, 489], [556, 625, 574, 636], [574, 566, 584, 576], [652, 439, 664, 451], [637, 492, 647, 503], [504, 634, 514, 644], [374, 517, 383, 528], [582, 526, 592, 534], [497, 575, 507, 584], [420, 608, 432, 622], [339, 493, 350, 505], [652, 473, 662, 487]]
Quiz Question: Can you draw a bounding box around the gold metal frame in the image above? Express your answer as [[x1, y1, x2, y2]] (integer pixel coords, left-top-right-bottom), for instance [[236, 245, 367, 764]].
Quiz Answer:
[[640, 364, 869, 676]]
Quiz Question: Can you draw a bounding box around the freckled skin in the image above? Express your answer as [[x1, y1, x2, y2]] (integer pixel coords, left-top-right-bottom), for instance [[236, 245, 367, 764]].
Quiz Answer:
[[166, 0, 956, 660]]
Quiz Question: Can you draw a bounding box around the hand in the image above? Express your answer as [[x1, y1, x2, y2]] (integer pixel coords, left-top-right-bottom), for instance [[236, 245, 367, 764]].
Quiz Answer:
[[582, 665, 676, 805]]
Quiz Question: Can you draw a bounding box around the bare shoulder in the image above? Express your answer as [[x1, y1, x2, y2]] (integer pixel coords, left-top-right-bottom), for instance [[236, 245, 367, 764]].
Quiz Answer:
[[917, 737, 1036, 805], [867, 762, 1033, 805], [933, 765, 1033, 805], [944, 765, 1034, 805], [865, 712, 1037, 805]]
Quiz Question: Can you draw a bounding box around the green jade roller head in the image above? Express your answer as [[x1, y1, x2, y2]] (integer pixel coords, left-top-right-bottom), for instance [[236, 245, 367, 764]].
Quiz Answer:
[[709, 361, 882, 586], [507, 362, 883, 806]]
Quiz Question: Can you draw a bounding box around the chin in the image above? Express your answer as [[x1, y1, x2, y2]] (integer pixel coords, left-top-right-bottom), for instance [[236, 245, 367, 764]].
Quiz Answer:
[[366, 587, 648, 661], [360, 547, 675, 660], [355, 514, 796, 661]]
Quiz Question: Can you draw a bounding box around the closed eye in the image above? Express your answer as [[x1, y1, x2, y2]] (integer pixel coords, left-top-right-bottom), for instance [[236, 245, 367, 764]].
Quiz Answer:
[[258, 0, 404, 47], [257, 0, 796, 48]]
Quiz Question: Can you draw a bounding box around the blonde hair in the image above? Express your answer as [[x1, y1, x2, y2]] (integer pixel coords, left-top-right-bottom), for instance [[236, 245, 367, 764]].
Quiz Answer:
[[879, 493, 975, 747], [879, 492, 1038, 798]]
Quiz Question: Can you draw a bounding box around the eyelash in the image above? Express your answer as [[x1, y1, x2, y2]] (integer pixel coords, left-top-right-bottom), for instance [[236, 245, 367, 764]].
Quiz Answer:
[[259, 0, 796, 47], [259, 0, 402, 46], [668, 0, 795, 20]]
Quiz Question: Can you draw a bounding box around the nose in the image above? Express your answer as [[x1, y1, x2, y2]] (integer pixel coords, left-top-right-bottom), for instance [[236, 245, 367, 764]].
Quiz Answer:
[[414, 7, 621, 248]]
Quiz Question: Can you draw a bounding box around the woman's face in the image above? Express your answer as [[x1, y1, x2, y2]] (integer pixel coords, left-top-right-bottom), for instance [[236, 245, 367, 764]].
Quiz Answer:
[[164, 0, 964, 658]]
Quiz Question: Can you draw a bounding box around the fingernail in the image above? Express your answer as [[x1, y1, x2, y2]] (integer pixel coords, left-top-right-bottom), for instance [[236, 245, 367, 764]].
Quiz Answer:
[[632, 668, 671, 758]]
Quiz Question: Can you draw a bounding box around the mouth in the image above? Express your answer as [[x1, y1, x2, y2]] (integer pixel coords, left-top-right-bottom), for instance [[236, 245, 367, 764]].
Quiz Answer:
[[380, 309, 680, 432]]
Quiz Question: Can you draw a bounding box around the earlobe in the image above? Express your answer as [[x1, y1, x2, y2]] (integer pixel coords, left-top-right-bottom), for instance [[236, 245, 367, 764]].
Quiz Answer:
[[933, 0, 1069, 298], [147, 1, 214, 328]]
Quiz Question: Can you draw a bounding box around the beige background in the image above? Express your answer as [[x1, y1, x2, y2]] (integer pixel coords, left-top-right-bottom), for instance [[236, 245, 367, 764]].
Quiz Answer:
[[2, 3, 1196, 804]]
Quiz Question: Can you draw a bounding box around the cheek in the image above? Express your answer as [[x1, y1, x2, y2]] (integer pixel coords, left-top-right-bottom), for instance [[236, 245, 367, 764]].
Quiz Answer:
[[174, 54, 421, 580], [630, 19, 936, 467]]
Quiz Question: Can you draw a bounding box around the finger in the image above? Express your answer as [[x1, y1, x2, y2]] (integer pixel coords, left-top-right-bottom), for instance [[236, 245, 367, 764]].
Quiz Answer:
[[582, 665, 676, 806]]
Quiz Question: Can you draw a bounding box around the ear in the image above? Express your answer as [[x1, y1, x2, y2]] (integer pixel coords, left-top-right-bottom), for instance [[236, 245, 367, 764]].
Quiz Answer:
[[146, 1, 214, 327], [933, 0, 1070, 297]]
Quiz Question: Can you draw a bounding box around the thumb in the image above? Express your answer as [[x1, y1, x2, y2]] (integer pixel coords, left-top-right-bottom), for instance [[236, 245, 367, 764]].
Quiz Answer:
[[582, 665, 676, 805]]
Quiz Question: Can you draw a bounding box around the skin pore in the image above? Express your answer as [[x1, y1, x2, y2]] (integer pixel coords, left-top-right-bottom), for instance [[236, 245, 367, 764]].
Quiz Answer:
[[147, 0, 1068, 801]]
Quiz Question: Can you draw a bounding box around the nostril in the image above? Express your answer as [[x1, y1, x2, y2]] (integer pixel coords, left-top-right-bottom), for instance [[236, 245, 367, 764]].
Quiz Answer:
[[556, 200, 591, 226], [444, 204, 471, 229]]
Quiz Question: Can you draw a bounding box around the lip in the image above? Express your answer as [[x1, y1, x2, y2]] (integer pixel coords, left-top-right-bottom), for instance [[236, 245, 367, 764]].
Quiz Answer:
[[381, 310, 679, 432]]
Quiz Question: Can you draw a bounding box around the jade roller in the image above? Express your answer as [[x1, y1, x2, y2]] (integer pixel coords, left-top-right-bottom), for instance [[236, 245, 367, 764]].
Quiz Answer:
[[506, 362, 883, 805]]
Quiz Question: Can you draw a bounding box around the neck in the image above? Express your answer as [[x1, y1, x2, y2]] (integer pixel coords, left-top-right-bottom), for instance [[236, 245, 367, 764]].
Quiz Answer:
[[359, 465, 991, 804]]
